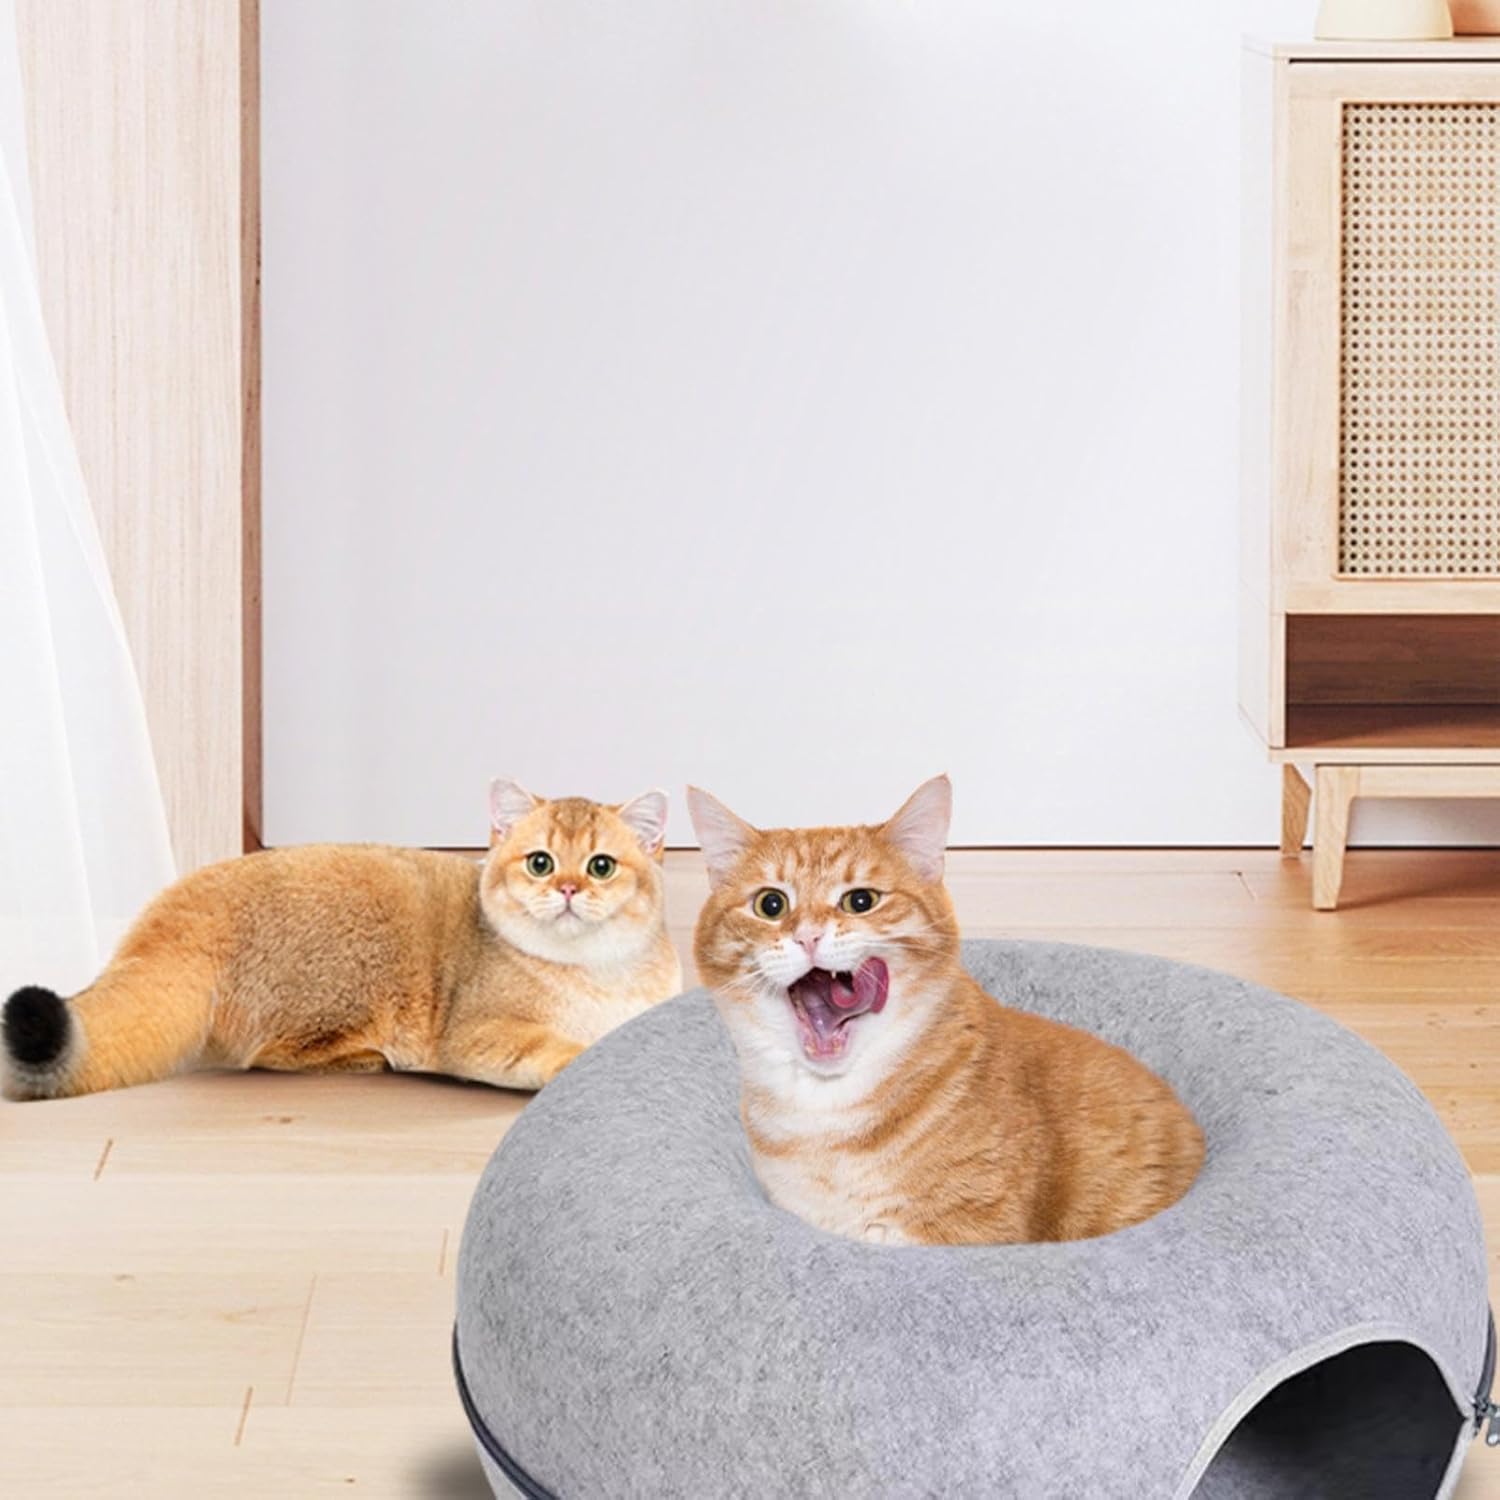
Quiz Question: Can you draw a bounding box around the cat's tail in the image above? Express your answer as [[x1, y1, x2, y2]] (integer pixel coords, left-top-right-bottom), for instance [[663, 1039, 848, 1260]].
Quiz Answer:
[[2, 956, 216, 1101]]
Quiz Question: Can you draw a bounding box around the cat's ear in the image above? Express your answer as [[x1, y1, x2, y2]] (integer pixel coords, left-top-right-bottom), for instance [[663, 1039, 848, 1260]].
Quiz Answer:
[[489, 777, 540, 841], [686, 786, 757, 887], [616, 789, 670, 858], [881, 775, 952, 883]]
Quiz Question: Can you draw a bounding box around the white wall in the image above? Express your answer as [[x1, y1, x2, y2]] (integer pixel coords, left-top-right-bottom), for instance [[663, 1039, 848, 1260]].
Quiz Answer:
[[262, 0, 1500, 849]]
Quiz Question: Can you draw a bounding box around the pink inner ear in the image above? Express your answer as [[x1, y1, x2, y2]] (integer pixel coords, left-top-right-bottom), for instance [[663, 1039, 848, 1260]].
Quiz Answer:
[[686, 788, 756, 885], [885, 777, 952, 882], [619, 791, 670, 851], [490, 778, 539, 837]]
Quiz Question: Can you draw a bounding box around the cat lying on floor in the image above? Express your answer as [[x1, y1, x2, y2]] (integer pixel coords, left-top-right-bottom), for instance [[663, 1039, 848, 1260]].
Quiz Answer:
[[688, 776, 1204, 1246], [1, 780, 681, 1100]]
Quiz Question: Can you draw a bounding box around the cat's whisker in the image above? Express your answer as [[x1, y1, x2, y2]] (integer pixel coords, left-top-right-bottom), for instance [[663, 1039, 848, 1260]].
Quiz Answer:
[[878, 929, 945, 956], [719, 973, 764, 998], [720, 970, 782, 1006]]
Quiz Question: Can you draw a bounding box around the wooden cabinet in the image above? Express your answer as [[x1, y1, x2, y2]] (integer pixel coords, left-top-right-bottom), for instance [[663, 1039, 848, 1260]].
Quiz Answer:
[[1243, 38, 1500, 907]]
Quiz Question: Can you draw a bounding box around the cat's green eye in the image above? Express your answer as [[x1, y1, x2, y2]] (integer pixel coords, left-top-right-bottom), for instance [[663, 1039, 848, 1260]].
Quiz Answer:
[[752, 889, 788, 921], [587, 854, 617, 880], [840, 888, 880, 915], [525, 851, 555, 878]]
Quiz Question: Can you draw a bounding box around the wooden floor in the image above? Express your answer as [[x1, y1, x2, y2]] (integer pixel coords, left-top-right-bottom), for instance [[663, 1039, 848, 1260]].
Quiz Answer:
[[2, 848, 1498, 1497]]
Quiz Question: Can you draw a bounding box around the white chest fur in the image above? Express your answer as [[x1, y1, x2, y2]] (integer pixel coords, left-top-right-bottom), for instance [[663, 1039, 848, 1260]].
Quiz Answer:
[[751, 1145, 914, 1245], [718, 978, 940, 1245], [736, 1045, 926, 1246], [547, 939, 682, 1048], [557, 985, 659, 1047]]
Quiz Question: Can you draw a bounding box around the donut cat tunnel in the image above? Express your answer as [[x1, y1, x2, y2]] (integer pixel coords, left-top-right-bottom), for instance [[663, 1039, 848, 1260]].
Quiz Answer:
[[453, 942, 1496, 1498]]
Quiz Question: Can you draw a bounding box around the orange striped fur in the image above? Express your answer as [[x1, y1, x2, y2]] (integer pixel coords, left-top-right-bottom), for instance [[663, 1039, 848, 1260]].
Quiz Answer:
[[689, 777, 1204, 1246], [2, 782, 680, 1101]]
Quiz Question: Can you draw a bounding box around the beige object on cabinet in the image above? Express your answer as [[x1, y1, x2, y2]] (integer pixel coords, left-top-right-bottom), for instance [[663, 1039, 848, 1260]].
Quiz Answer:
[[1243, 37, 1500, 909], [1316, 0, 1453, 39], [15, 0, 261, 875]]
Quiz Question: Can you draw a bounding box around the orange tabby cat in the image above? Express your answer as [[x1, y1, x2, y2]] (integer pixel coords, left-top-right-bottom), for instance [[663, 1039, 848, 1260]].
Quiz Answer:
[[2, 781, 681, 1101], [688, 777, 1204, 1246]]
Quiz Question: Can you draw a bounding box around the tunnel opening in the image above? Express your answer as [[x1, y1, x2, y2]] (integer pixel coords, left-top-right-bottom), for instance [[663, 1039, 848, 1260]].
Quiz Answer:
[[1193, 1341, 1466, 1499]]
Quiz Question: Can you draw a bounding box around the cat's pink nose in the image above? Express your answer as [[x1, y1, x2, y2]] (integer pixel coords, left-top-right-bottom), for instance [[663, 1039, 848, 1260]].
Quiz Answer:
[[796, 931, 820, 959], [558, 883, 579, 900]]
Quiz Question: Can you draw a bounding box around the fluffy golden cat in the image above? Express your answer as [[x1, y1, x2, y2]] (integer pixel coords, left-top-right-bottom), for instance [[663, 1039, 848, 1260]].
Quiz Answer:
[[2, 780, 681, 1101], [688, 777, 1204, 1246]]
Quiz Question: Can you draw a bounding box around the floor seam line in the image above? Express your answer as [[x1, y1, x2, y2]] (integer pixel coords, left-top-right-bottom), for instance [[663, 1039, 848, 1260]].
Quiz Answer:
[[234, 1385, 254, 1447], [285, 1273, 318, 1405]]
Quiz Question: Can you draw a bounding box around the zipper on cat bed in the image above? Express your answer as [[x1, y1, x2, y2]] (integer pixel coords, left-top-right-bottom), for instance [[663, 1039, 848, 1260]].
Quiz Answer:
[[1477, 1310, 1498, 1446], [1479, 1401, 1500, 1448]]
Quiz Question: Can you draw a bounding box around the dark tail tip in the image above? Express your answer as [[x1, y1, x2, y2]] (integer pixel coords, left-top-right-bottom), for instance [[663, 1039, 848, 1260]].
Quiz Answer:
[[4, 986, 70, 1068]]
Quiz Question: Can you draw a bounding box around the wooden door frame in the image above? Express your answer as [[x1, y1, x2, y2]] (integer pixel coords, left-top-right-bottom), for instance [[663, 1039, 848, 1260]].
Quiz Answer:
[[17, 0, 262, 871]]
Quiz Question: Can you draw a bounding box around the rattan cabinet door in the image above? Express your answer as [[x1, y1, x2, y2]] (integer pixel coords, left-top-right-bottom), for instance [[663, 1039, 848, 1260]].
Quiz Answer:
[[1340, 102, 1500, 577], [1278, 65, 1500, 603]]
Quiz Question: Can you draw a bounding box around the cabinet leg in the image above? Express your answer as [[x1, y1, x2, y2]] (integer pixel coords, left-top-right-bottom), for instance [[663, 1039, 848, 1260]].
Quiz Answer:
[[1280, 765, 1311, 857], [1312, 767, 1358, 911]]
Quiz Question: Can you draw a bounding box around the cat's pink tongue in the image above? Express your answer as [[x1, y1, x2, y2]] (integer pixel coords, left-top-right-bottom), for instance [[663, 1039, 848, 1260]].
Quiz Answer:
[[848, 958, 889, 1013], [789, 958, 889, 1046]]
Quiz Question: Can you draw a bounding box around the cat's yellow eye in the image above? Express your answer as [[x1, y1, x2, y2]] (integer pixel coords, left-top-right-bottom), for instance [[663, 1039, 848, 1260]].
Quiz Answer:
[[587, 854, 617, 880], [839, 888, 880, 915], [525, 851, 555, 878], [752, 888, 788, 921]]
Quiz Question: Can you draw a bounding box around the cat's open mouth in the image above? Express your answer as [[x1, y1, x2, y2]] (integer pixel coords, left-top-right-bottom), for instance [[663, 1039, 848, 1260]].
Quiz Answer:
[[786, 958, 889, 1063]]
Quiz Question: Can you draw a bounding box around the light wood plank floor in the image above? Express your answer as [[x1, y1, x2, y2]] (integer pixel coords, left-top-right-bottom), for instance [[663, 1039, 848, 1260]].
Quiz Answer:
[[2, 849, 1498, 1497]]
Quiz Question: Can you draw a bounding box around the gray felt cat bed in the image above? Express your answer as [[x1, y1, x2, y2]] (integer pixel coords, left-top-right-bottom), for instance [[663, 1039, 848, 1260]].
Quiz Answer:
[[454, 941, 1496, 1499]]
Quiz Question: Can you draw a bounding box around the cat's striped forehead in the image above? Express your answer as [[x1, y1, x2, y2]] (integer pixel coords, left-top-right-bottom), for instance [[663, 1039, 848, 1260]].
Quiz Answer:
[[543, 797, 608, 842], [744, 826, 898, 891], [513, 796, 637, 857]]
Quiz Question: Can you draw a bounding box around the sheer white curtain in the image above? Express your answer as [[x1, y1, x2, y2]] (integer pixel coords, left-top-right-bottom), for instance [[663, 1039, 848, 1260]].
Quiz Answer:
[[0, 0, 174, 995]]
